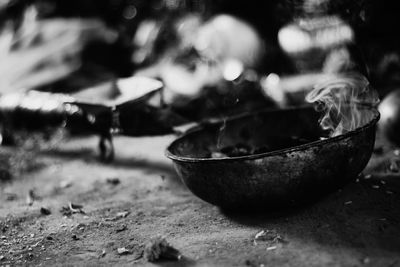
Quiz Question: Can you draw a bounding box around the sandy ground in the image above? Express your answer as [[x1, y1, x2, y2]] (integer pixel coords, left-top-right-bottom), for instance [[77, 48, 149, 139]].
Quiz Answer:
[[1, 132, 400, 267]]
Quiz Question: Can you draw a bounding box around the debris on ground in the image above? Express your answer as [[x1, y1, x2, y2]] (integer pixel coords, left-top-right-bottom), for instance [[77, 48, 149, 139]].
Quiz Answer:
[[106, 177, 120, 185], [0, 255, 5, 261], [116, 211, 129, 218], [71, 234, 79, 240], [144, 236, 182, 262], [115, 224, 127, 233], [364, 174, 372, 179], [266, 246, 277, 251], [26, 189, 40, 206], [27, 190, 34, 206], [5, 193, 18, 201], [75, 223, 86, 231], [59, 180, 73, 189], [99, 249, 106, 258], [117, 247, 131, 255], [60, 203, 85, 216], [40, 207, 51, 215], [105, 211, 130, 221], [253, 230, 286, 245]]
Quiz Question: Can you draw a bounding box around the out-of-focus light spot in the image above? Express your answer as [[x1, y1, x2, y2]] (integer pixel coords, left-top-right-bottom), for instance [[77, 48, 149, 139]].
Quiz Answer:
[[279, 17, 354, 54], [87, 114, 96, 124], [195, 32, 209, 52], [261, 73, 286, 106], [123, 5, 137, 20], [41, 100, 60, 112], [223, 59, 244, 81], [278, 26, 311, 54], [0, 0, 10, 7], [379, 100, 396, 121], [265, 73, 280, 87], [20, 96, 42, 110], [64, 103, 80, 114], [134, 20, 158, 46], [0, 94, 21, 110]]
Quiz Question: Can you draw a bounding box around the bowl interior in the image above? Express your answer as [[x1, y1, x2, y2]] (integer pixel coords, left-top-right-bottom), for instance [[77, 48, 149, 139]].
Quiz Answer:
[[169, 106, 330, 159]]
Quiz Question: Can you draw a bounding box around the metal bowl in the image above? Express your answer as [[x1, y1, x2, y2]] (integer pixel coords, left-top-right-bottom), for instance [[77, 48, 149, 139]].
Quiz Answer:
[[166, 106, 380, 209]]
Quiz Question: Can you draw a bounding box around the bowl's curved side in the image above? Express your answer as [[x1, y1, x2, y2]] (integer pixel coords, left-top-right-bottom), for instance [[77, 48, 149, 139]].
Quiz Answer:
[[171, 122, 376, 208]]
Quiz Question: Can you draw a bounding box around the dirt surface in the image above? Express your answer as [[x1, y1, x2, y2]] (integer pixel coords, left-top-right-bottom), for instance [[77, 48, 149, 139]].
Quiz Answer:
[[1, 132, 400, 267]]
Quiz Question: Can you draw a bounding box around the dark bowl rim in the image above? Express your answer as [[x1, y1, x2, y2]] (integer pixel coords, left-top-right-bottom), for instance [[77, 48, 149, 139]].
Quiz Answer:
[[165, 106, 380, 163]]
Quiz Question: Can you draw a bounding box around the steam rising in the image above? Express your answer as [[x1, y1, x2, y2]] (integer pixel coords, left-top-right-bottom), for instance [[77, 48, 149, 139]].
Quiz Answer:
[[306, 74, 379, 137]]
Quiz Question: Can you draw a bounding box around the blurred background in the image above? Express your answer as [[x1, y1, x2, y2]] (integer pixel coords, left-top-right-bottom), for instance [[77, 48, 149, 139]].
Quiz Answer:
[[1, 0, 400, 121]]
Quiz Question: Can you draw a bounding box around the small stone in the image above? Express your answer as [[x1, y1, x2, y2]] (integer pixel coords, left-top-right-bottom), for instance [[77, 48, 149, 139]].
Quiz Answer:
[[40, 207, 51, 216], [59, 181, 73, 189], [364, 174, 372, 180], [106, 178, 120, 185], [117, 247, 130, 255], [394, 150, 400, 156], [254, 230, 285, 245], [117, 211, 129, 218], [115, 224, 127, 233], [372, 185, 380, 189], [105, 211, 130, 221]]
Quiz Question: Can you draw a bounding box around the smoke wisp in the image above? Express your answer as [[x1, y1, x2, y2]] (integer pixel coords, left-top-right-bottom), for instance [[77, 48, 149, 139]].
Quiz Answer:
[[306, 73, 379, 137]]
